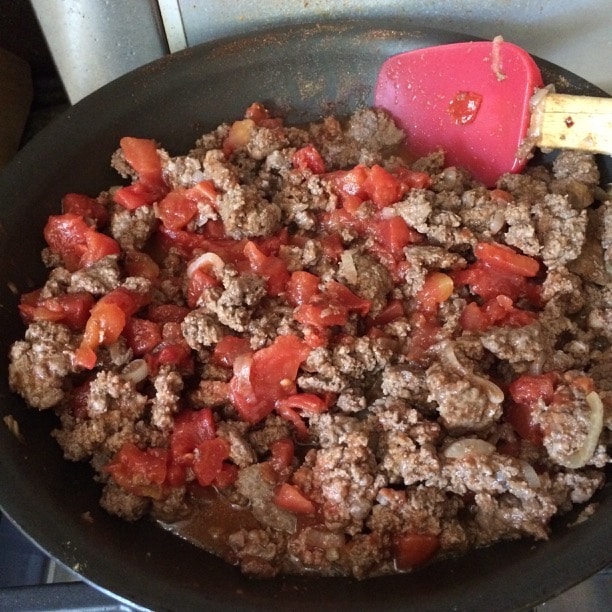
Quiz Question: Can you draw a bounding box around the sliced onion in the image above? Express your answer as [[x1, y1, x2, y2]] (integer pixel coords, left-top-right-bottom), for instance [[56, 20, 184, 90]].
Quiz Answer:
[[563, 391, 604, 469], [520, 461, 541, 488], [121, 359, 149, 384], [339, 250, 358, 285], [444, 438, 496, 459], [489, 210, 506, 234], [380, 207, 397, 219], [438, 341, 504, 404], [186, 252, 225, 279]]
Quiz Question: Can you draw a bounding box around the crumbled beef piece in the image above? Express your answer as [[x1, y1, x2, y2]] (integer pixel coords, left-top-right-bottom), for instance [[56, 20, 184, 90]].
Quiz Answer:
[[568, 208, 608, 285], [202, 268, 266, 332], [412, 150, 445, 174], [150, 366, 183, 431], [540, 267, 585, 316], [162, 155, 203, 189], [181, 309, 224, 350], [217, 183, 281, 238], [228, 528, 286, 578], [370, 399, 441, 486], [533, 381, 597, 468], [380, 364, 430, 406], [87, 371, 148, 418], [426, 361, 502, 432], [479, 323, 550, 365], [309, 428, 385, 535], [552, 151, 600, 185], [247, 415, 292, 456], [533, 194, 587, 269], [497, 172, 549, 204], [8, 321, 77, 409], [346, 108, 404, 152], [68, 255, 121, 295], [550, 177, 594, 210], [395, 189, 433, 234], [109, 204, 157, 251], [217, 421, 257, 468], [337, 251, 392, 314], [458, 188, 505, 239], [100, 482, 150, 521], [247, 299, 297, 349], [503, 199, 541, 256]]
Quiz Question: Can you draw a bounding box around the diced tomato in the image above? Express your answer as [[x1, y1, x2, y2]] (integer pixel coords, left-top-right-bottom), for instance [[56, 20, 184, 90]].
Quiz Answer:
[[43, 213, 120, 271], [244, 102, 283, 128], [243, 241, 290, 296], [391, 166, 432, 190], [369, 216, 421, 258], [405, 313, 441, 364], [120, 137, 161, 178], [273, 483, 316, 515], [325, 281, 371, 316], [212, 336, 251, 368], [369, 299, 405, 327], [489, 188, 514, 204], [170, 408, 217, 464], [269, 438, 295, 473], [19, 291, 95, 330], [124, 251, 160, 280], [460, 295, 537, 332], [105, 442, 168, 499], [193, 437, 231, 487], [186, 268, 219, 308], [146, 339, 192, 375], [452, 260, 527, 302], [188, 179, 219, 208], [362, 164, 406, 208], [157, 189, 199, 230], [69, 378, 93, 419], [80, 229, 121, 268], [229, 335, 310, 424], [393, 533, 440, 570], [474, 242, 540, 278], [115, 137, 168, 208], [294, 302, 348, 328], [123, 317, 162, 356], [276, 393, 328, 414], [415, 272, 454, 312], [506, 373, 557, 446], [100, 286, 151, 316], [505, 401, 544, 446], [292, 145, 326, 174], [113, 181, 166, 210], [275, 403, 310, 440], [286, 271, 321, 306], [43, 213, 89, 271], [146, 304, 190, 323], [330, 164, 370, 202], [214, 462, 239, 488], [508, 373, 557, 407], [62, 192, 108, 227]]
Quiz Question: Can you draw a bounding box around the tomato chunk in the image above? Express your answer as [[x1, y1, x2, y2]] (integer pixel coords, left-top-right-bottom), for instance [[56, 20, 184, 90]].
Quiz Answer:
[[292, 145, 326, 174], [273, 483, 316, 515], [19, 291, 95, 330], [170, 408, 217, 465], [363, 164, 406, 208], [105, 442, 168, 499], [393, 533, 440, 570], [229, 335, 310, 424], [474, 242, 540, 278], [193, 438, 231, 487]]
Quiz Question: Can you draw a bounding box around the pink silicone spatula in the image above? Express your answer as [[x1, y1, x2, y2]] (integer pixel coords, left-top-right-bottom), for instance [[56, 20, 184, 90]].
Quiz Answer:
[[375, 39, 612, 186]]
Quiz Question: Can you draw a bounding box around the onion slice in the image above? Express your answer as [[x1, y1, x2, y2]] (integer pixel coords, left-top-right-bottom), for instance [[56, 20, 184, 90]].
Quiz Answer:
[[186, 252, 225, 279], [121, 359, 149, 384], [563, 391, 604, 469], [444, 438, 496, 459]]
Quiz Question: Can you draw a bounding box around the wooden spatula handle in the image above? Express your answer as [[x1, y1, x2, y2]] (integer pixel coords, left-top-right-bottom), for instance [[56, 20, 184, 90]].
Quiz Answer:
[[532, 93, 612, 154]]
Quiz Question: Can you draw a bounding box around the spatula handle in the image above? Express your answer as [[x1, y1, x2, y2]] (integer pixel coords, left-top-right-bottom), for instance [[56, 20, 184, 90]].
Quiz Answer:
[[533, 93, 612, 154]]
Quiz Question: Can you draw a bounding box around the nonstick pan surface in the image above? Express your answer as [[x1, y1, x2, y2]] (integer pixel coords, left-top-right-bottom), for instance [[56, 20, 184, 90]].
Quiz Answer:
[[0, 19, 610, 612]]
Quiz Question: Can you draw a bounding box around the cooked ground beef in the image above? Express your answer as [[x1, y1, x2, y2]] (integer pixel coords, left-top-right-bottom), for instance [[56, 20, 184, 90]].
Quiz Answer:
[[8, 104, 610, 580]]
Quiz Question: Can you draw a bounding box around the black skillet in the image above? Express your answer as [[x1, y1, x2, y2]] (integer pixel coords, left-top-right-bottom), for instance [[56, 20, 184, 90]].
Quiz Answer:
[[0, 19, 610, 612]]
